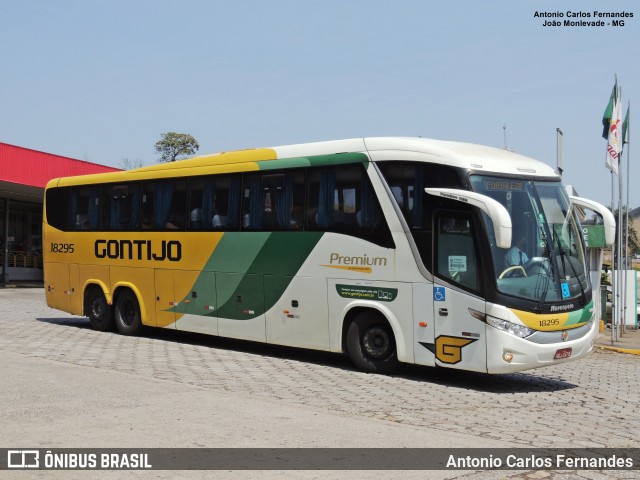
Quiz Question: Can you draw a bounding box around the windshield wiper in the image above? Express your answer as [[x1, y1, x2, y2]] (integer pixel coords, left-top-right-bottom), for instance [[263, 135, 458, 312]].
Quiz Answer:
[[533, 229, 554, 311], [526, 182, 559, 311], [553, 224, 586, 302]]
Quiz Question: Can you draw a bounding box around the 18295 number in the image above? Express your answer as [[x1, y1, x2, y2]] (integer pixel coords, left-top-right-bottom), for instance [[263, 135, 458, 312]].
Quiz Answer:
[[50, 243, 75, 253], [539, 318, 559, 328]]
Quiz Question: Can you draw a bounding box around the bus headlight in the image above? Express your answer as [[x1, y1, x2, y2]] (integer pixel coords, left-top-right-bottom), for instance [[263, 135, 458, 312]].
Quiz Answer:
[[486, 316, 535, 338]]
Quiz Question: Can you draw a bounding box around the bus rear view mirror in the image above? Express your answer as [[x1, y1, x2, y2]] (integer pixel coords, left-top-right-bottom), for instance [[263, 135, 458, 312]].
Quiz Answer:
[[425, 188, 513, 249]]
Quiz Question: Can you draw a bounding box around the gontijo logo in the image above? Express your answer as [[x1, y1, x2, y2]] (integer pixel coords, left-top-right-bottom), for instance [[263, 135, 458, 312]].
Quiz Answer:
[[94, 240, 182, 262]]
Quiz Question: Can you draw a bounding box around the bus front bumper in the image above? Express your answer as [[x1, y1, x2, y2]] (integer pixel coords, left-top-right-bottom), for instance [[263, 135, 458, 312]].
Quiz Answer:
[[485, 320, 597, 374]]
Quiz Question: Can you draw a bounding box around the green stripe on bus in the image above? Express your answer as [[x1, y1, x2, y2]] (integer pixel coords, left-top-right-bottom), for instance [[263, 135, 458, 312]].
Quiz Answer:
[[215, 232, 324, 319], [257, 152, 368, 171], [564, 300, 594, 326], [175, 232, 324, 320]]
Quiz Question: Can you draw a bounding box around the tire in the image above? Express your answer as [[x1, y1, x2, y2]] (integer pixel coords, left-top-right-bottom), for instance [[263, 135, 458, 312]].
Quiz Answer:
[[114, 289, 142, 336], [346, 312, 400, 374], [86, 288, 114, 332]]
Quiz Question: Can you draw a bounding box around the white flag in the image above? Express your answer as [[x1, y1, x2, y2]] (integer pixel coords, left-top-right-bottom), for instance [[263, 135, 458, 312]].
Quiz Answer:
[[605, 85, 623, 174]]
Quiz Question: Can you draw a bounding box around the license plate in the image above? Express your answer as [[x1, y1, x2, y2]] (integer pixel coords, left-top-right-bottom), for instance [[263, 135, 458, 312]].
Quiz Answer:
[[554, 347, 572, 360]]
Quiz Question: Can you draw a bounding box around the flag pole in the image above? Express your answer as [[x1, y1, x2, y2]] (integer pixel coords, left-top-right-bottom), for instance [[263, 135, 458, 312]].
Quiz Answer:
[[610, 167, 616, 344], [615, 81, 623, 341], [624, 140, 629, 335], [603, 76, 620, 343], [617, 86, 624, 339], [618, 143, 624, 338], [624, 102, 631, 333]]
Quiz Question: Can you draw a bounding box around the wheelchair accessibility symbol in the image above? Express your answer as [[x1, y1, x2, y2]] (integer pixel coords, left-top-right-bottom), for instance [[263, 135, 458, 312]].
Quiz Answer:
[[433, 287, 446, 302]]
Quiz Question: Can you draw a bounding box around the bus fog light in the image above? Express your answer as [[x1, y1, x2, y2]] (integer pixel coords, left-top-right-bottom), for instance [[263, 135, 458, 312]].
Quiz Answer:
[[503, 352, 514, 363]]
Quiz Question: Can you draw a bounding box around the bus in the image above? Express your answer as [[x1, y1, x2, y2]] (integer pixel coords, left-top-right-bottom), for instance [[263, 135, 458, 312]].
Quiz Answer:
[[43, 137, 615, 374]]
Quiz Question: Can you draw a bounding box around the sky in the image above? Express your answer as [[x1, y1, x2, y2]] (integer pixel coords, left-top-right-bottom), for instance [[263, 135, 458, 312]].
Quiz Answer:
[[1, 0, 638, 208]]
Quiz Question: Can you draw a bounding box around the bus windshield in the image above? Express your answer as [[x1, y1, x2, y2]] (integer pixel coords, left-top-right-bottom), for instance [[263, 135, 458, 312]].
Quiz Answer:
[[470, 175, 590, 304]]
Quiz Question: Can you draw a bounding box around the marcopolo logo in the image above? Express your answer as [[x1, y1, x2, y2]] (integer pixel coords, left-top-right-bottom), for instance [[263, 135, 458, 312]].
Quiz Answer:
[[94, 240, 182, 262], [550, 303, 575, 312]]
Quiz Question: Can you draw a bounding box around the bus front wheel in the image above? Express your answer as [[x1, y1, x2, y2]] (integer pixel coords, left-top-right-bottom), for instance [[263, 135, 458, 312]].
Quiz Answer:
[[86, 288, 114, 332], [115, 290, 142, 336], [346, 312, 400, 374]]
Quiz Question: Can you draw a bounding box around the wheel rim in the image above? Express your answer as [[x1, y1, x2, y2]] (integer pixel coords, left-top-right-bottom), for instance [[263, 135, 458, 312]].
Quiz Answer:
[[91, 298, 106, 321], [362, 326, 392, 360], [120, 298, 136, 327]]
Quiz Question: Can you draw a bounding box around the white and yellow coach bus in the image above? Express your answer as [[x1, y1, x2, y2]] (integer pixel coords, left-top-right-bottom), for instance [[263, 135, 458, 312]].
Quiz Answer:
[[43, 137, 615, 374]]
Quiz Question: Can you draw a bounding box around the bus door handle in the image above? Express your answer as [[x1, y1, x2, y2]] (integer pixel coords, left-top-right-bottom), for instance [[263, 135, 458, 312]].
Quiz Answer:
[[438, 308, 449, 317], [236, 295, 243, 303]]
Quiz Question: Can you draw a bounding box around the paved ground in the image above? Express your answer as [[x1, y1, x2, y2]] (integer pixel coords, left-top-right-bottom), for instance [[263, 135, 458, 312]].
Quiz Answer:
[[0, 288, 638, 479]]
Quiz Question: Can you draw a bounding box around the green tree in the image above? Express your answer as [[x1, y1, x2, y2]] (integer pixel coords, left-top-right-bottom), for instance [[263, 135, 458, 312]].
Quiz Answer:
[[155, 132, 199, 163]]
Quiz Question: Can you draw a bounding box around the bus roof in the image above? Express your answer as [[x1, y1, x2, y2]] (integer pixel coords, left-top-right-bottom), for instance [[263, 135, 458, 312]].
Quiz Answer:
[[49, 136, 559, 188], [362, 137, 558, 178]]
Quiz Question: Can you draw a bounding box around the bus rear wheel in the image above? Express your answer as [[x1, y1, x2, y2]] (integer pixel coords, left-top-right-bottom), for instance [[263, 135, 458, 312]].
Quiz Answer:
[[346, 312, 400, 374], [114, 290, 142, 336], [86, 288, 114, 332]]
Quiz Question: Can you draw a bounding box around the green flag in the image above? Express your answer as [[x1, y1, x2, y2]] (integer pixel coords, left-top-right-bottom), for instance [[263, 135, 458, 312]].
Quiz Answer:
[[622, 103, 630, 147], [602, 78, 618, 139]]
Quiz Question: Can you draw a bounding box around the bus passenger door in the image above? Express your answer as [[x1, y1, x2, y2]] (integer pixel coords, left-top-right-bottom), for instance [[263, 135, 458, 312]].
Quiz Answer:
[[431, 213, 487, 373]]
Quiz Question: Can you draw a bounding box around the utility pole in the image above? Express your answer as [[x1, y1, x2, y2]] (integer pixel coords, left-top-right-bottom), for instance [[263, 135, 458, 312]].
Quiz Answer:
[[556, 128, 564, 177]]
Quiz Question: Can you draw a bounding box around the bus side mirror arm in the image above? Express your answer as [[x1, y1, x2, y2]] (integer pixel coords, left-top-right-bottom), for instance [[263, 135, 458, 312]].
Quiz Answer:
[[425, 188, 512, 248], [569, 196, 616, 246]]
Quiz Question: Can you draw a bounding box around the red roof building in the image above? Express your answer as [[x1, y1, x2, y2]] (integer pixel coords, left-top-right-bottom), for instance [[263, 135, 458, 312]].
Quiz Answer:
[[1, 142, 120, 283]]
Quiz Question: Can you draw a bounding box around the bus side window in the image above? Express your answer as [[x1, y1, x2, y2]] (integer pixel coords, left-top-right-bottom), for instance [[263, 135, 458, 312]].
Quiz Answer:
[[140, 180, 187, 231], [307, 166, 372, 228], [242, 171, 305, 231], [46, 187, 71, 231], [70, 186, 99, 230], [100, 183, 141, 231], [306, 164, 393, 247], [188, 174, 241, 231]]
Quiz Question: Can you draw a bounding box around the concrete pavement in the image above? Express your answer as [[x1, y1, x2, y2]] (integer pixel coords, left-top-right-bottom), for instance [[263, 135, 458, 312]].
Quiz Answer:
[[1, 288, 639, 479]]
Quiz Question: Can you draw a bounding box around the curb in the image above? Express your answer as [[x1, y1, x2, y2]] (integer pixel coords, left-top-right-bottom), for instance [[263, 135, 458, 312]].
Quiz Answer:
[[597, 346, 640, 356]]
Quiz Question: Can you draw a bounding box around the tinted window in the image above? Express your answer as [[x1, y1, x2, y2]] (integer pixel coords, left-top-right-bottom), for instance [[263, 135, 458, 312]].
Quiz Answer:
[[307, 164, 393, 247], [188, 175, 242, 230], [378, 162, 465, 269], [45, 187, 70, 231], [141, 179, 187, 230], [100, 183, 141, 231], [70, 185, 100, 230], [242, 170, 305, 231]]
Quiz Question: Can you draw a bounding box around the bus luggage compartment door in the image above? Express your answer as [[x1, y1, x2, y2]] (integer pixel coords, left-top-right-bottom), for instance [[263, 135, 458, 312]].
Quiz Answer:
[[45, 262, 71, 312], [174, 270, 218, 336], [216, 272, 266, 342], [154, 269, 176, 328]]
